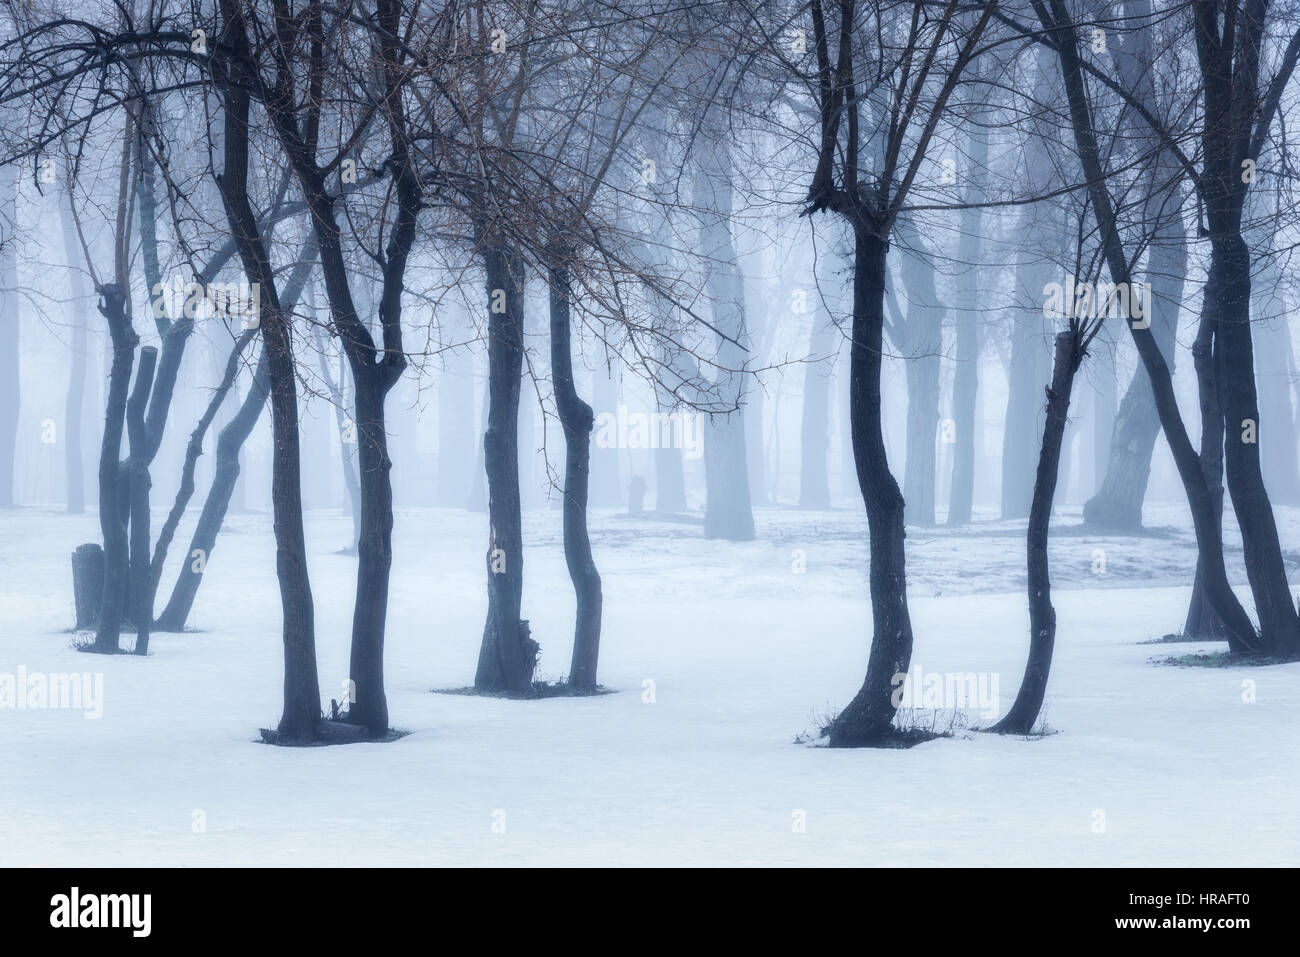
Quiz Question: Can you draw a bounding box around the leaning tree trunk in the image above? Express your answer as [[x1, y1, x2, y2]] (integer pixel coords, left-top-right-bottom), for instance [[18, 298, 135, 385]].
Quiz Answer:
[[474, 239, 537, 694], [90, 285, 136, 655], [828, 228, 914, 747], [153, 351, 268, 631], [994, 331, 1084, 734], [550, 260, 603, 692], [127, 347, 157, 655]]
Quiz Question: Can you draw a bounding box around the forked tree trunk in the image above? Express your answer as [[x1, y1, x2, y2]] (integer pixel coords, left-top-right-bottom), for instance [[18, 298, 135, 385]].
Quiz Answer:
[[91, 285, 136, 655], [214, 36, 320, 740], [829, 228, 914, 747], [994, 331, 1084, 734], [1209, 234, 1300, 657], [550, 261, 603, 691], [1041, 0, 1261, 654], [475, 239, 537, 694], [1183, 306, 1231, 642]]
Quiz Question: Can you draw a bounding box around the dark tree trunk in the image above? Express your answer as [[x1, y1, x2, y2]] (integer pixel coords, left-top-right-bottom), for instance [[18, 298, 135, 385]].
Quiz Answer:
[[828, 229, 914, 747], [475, 239, 537, 694], [127, 347, 157, 655], [346, 369, 397, 733], [214, 27, 321, 740], [550, 261, 603, 691], [90, 285, 136, 654], [994, 331, 1084, 734]]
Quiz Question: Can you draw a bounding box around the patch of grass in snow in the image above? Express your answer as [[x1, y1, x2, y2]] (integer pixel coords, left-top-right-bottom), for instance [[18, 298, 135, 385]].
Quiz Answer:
[[1154, 650, 1292, 668], [1138, 632, 1227, 645], [796, 707, 966, 749]]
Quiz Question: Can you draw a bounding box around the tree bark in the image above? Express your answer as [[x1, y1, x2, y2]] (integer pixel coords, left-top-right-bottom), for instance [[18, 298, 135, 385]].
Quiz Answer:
[[550, 260, 603, 691], [214, 10, 321, 738], [994, 331, 1084, 733], [475, 239, 537, 694], [828, 228, 914, 747]]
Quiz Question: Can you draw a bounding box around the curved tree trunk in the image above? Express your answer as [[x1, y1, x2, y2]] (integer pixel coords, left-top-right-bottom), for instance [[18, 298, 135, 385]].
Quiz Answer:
[[550, 260, 603, 691], [829, 228, 914, 747], [1211, 234, 1300, 656], [994, 331, 1083, 734]]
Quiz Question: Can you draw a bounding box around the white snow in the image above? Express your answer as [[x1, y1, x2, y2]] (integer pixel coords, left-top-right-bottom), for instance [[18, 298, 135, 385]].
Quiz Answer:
[[1, 501, 1297, 866]]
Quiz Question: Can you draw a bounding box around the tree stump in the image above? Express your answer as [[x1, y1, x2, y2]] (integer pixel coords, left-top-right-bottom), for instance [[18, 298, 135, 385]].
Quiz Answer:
[[71, 543, 105, 629]]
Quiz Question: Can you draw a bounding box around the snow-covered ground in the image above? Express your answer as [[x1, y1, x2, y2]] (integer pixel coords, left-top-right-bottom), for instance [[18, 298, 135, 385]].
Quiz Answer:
[[1, 500, 1298, 866]]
